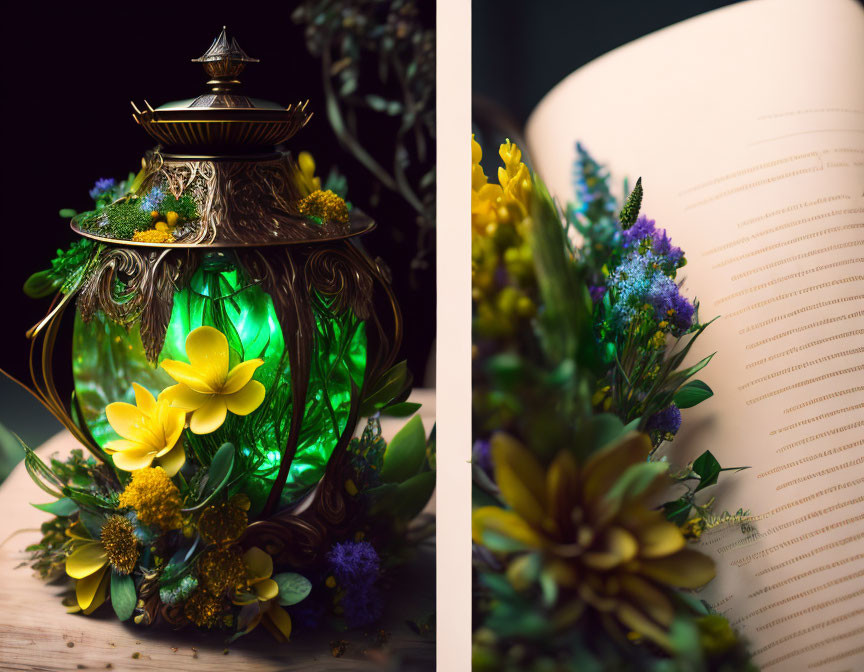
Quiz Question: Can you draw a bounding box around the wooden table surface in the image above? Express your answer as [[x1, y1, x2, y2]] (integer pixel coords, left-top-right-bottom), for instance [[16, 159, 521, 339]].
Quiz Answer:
[[0, 392, 436, 672]]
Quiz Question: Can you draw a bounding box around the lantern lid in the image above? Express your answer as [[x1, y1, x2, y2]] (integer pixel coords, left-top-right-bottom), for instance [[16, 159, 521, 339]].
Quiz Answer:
[[132, 27, 312, 152]]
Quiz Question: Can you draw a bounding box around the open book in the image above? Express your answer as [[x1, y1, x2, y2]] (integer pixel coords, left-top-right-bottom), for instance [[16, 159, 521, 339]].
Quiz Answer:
[[525, 0, 864, 668]]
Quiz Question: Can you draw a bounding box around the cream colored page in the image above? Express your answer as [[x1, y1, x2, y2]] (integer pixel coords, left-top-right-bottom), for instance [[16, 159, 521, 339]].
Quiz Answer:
[[526, 0, 864, 668]]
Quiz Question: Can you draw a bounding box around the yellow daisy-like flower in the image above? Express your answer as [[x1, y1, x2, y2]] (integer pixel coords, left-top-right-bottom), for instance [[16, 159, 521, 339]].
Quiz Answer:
[[472, 432, 716, 650], [232, 547, 293, 642], [118, 467, 183, 530], [160, 326, 266, 435], [65, 517, 139, 613], [104, 383, 186, 475]]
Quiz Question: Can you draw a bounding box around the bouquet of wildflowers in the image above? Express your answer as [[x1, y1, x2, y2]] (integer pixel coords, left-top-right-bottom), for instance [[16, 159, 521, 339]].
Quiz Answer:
[[471, 137, 754, 671]]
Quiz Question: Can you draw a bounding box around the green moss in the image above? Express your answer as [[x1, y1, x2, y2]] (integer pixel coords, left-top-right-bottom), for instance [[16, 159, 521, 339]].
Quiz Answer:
[[160, 193, 198, 221], [103, 200, 152, 239]]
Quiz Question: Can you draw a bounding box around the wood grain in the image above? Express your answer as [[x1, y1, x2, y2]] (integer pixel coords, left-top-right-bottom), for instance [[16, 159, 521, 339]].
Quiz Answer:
[[0, 392, 436, 672]]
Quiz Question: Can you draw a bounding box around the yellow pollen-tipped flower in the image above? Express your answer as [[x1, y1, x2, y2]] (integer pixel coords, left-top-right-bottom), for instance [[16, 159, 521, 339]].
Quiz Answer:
[[160, 326, 266, 435], [184, 589, 225, 629], [298, 189, 349, 224], [104, 382, 186, 475], [132, 229, 175, 244], [65, 517, 139, 613], [118, 467, 183, 530]]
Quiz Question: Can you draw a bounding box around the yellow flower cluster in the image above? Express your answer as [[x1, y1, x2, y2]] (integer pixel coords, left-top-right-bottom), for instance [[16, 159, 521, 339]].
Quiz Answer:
[[132, 229, 175, 244], [103, 326, 266, 475], [299, 189, 350, 224], [471, 136, 537, 339], [118, 467, 183, 530]]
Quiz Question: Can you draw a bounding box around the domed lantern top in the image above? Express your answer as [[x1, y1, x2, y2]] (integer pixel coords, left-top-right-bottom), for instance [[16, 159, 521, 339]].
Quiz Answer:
[[73, 28, 373, 248]]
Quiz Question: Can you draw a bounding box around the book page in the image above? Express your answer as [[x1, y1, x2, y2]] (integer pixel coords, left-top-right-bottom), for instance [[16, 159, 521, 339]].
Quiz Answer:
[[526, 0, 864, 668]]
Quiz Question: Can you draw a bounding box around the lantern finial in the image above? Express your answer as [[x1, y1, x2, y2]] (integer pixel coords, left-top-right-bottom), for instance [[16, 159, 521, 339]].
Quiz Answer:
[[192, 27, 259, 94]]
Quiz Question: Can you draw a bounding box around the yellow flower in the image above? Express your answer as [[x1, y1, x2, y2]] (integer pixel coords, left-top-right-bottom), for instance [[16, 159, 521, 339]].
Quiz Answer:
[[293, 151, 322, 196], [298, 189, 349, 224], [231, 546, 293, 642], [104, 382, 186, 475], [472, 432, 716, 650], [471, 136, 532, 238], [118, 467, 183, 530], [132, 229, 175, 243], [65, 517, 139, 613], [160, 326, 266, 435]]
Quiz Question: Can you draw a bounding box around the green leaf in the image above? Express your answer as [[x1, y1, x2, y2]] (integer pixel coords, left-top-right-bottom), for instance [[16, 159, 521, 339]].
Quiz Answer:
[[31, 498, 78, 517], [607, 462, 668, 502], [274, 572, 312, 606], [379, 415, 426, 483], [663, 497, 692, 526], [182, 443, 234, 511], [392, 470, 436, 519], [110, 572, 136, 622], [359, 361, 410, 416], [380, 401, 421, 418], [23, 270, 60, 298], [59, 208, 78, 218], [674, 380, 714, 409], [692, 450, 721, 492], [79, 509, 107, 538]]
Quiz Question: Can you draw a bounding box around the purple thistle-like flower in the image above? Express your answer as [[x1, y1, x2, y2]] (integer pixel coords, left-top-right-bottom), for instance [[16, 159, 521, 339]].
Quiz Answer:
[[651, 228, 684, 267], [89, 177, 116, 200], [326, 541, 380, 589], [621, 214, 656, 248], [341, 583, 384, 628], [646, 404, 682, 436]]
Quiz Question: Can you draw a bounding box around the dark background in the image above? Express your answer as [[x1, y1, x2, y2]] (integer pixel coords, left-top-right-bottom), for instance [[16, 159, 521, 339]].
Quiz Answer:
[[472, 0, 741, 153], [0, 1, 435, 452]]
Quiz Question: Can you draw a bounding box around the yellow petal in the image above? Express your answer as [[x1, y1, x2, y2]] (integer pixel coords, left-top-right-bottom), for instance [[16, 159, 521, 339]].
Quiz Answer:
[[583, 432, 652, 505], [637, 520, 686, 559], [546, 450, 579, 534], [83, 569, 111, 615], [184, 326, 229, 384], [189, 396, 227, 434], [76, 565, 108, 610], [155, 401, 186, 449], [265, 604, 292, 642], [132, 383, 157, 417], [66, 541, 108, 579], [156, 442, 186, 477], [472, 507, 545, 550], [160, 359, 216, 394], [112, 447, 156, 472], [103, 439, 142, 455], [616, 602, 672, 651], [638, 549, 715, 589], [618, 574, 675, 627], [582, 527, 639, 570], [491, 433, 547, 527], [160, 383, 210, 411], [225, 380, 265, 416], [254, 578, 280, 602], [243, 547, 273, 581], [223, 359, 264, 394], [105, 402, 147, 441]]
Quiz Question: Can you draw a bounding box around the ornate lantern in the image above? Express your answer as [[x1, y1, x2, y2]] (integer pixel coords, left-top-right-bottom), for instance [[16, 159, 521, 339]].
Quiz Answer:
[[25, 29, 402, 567]]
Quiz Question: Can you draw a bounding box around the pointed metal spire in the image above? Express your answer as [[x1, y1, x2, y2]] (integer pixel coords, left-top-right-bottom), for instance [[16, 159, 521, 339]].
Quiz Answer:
[[192, 26, 259, 64]]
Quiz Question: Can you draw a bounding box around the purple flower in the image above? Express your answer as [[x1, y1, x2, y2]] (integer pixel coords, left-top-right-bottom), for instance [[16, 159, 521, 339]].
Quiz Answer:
[[472, 439, 493, 476], [646, 404, 682, 436], [589, 285, 607, 303], [139, 186, 165, 213], [651, 228, 684, 267], [341, 583, 384, 628], [621, 214, 656, 248], [89, 177, 116, 200], [326, 541, 380, 589]]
